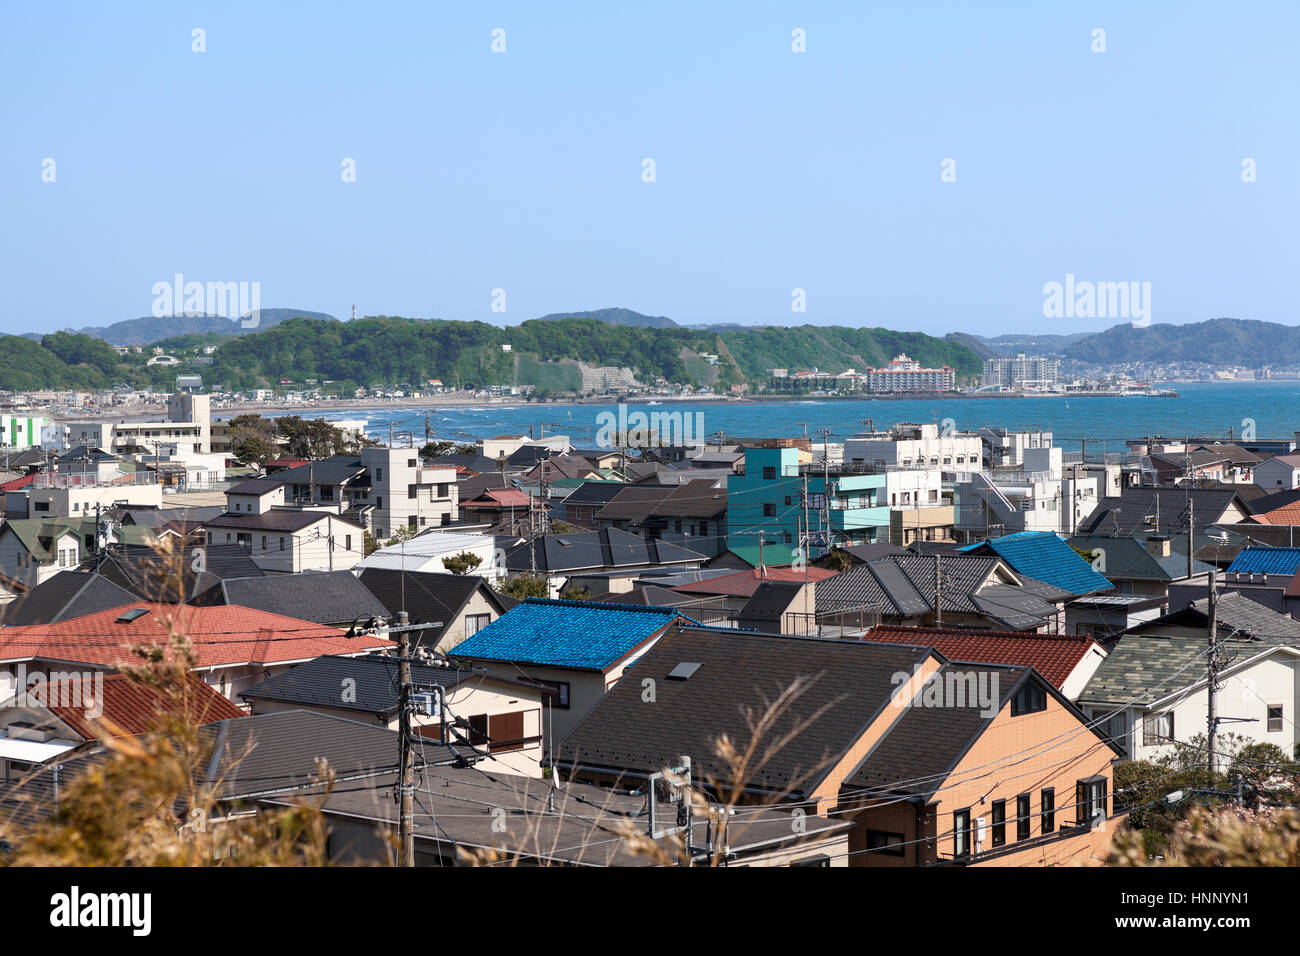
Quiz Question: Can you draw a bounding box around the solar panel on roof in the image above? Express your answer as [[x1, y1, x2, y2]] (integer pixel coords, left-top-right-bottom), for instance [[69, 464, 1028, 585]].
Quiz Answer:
[[667, 662, 701, 680], [116, 608, 149, 622]]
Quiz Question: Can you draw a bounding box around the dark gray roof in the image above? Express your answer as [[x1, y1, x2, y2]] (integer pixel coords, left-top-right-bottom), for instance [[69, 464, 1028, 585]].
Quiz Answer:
[[503, 527, 704, 573], [555, 625, 936, 799], [561, 481, 627, 509], [1067, 535, 1215, 582], [192, 570, 390, 625], [1178, 591, 1300, 643], [97, 542, 263, 603], [846, 662, 1028, 799], [0, 571, 138, 626], [274, 456, 366, 487], [204, 510, 361, 533], [815, 554, 1061, 629], [239, 654, 492, 718], [226, 478, 287, 496], [1078, 488, 1247, 537], [356, 569, 511, 643]]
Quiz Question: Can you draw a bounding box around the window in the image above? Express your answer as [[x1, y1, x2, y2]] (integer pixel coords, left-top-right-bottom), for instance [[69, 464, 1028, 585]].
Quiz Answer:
[[791, 855, 831, 867], [953, 808, 972, 858], [261, 536, 267, 550], [1268, 705, 1283, 733], [437, 483, 448, 498], [465, 613, 491, 637], [784, 495, 792, 506], [762, 466, 776, 480], [1016, 793, 1031, 840], [865, 830, 905, 857], [763, 503, 776, 517], [990, 799, 1006, 847], [1077, 776, 1108, 826], [784, 532, 793, 544], [699, 521, 708, 536], [279, 536, 286, 551], [488, 711, 527, 752], [1041, 788, 1055, 833], [407, 459, 417, 468], [1143, 711, 1174, 746], [376, 468, 383, 482], [539, 681, 570, 709], [1011, 681, 1047, 716], [376, 496, 383, 509], [408, 484, 417, 499]]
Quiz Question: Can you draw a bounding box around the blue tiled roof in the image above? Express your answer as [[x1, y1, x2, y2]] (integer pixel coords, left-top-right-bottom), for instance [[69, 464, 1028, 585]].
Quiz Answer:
[[960, 531, 1113, 597], [1226, 548, 1300, 576], [447, 598, 695, 670]]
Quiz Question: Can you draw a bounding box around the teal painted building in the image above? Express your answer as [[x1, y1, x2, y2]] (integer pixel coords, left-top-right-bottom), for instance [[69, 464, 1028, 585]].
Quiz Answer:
[[727, 447, 892, 561]]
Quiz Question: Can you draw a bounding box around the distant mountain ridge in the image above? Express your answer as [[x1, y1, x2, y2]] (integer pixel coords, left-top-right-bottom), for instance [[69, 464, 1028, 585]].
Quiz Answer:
[[534, 307, 677, 329], [26, 308, 336, 346], [1062, 318, 1300, 365]]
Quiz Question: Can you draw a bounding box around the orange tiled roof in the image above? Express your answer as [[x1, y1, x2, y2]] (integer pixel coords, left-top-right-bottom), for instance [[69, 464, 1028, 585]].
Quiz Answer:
[[0, 602, 392, 670], [42, 672, 245, 741], [673, 566, 837, 598]]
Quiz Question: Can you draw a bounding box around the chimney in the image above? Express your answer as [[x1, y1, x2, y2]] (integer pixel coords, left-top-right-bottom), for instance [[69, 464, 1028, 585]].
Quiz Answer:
[[1146, 535, 1171, 559]]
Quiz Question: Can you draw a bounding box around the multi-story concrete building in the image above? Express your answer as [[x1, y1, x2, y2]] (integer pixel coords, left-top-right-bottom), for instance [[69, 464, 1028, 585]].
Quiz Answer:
[[0, 415, 53, 450], [728, 447, 952, 557], [66, 393, 212, 456], [864, 354, 955, 393], [982, 352, 1060, 390], [843, 422, 984, 474], [358, 446, 459, 540], [954, 446, 1116, 541]]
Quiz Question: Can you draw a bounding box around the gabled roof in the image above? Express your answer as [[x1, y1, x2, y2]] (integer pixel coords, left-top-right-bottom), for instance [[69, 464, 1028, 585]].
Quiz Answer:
[[41, 673, 244, 741], [449, 598, 693, 671], [1183, 591, 1300, 643], [0, 602, 392, 670], [553, 625, 940, 797], [673, 566, 837, 598], [561, 481, 632, 509], [239, 654, 527, 718], [502, 528, 704, 574], [272, 455, 366, 487], [226, 478, 287, 496], [356, 569, 513, 642], [1067, 535, 1215, 582], [191, 570, 390, 625], [958, 531, 1113, 596], [1246, 502, 1300, 526], [1226, 547, 1300, 576], [863, 625, 1102, 689], [204, 510, 362, 533], [0, 571, 138, 626], [97, 542, 263, 603], [1079, 633, 1213, 704], [1077, 488, 1247, 537]]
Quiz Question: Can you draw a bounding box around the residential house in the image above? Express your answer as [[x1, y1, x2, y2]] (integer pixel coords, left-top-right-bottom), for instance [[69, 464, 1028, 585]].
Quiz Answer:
[[448, 599, 698, 744], [0, 602, 392, 705], [0, 570, 138, 626], [203, 511, 366, 573], [554, 624, 1123, 866], [592, 478, 728, 557], [224, 478, 287, 514], [558, 480, 627, 525], [957, 531, 1114, 598], [1078, 595, 1300, 760], [816, 553, 1073, 633], [501, 528, 706, 598], [1067, 534, 1216, 601], [96, 540, 264, 603], [1253, 454, 1300, 491], [240, 654, 546, 777], [355, 530, 511, 581]]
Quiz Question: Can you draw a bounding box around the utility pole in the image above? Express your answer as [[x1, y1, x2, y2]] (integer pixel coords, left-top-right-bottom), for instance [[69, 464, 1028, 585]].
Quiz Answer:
[[817, 428, 832, 557], [1206, 571, 1219, 776], [801, 472, 810, 563], [1187, 499, 1194, 580], [397, 610, 415, 867]]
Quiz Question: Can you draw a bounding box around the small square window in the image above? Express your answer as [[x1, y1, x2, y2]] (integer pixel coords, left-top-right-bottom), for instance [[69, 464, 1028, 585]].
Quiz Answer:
[[1268, 705, 1283, 733]]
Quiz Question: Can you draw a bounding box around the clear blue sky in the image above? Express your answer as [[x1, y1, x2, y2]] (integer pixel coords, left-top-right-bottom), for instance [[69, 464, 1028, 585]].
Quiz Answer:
[[2, 1, 1296, 337]]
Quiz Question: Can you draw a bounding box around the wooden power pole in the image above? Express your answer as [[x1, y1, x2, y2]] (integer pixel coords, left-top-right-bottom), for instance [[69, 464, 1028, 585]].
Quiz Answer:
[[397, 610, 414, 866]]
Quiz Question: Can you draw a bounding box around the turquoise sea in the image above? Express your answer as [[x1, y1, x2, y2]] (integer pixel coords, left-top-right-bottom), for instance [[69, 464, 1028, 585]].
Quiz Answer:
[[350, 381, 1300, 455]]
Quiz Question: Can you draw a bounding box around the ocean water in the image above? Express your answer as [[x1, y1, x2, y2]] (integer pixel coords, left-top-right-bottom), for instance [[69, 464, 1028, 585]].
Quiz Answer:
[[356, 381, 1300, 455]]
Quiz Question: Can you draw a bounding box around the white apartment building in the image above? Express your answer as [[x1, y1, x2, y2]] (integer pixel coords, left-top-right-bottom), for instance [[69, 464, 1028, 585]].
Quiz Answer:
[[360, 447, 459, 540], [977, 426, 1054, 468], [954, 445, 1114, 540], [0, 415, 53, 450], [66, 393, 213, 456], [982, 352, 1060, 389], [864, 355, 955, 393], [843, 422, 984, 474]]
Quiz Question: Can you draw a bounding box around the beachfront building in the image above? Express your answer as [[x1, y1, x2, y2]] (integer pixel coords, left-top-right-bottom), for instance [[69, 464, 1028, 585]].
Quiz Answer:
[[0, 415, 54, 450], [864, 354, 956, 393], [982, 353, 1060, 390], [728, 447, 952, 559]]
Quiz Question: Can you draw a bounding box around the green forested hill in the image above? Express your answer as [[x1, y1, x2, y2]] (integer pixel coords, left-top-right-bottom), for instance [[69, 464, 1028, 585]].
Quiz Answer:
[[1062, 318, 1300, 365], [1, 316, 985, 392]]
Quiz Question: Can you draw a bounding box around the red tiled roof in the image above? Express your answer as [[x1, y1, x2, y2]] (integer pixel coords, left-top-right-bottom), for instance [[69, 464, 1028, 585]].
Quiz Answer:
[[42, 673, 245, 741], [861, 625, 1100, 689], [673, 566, 838, 598], [466, 489, 531, 508], [1248, 502, 1300, 526], [0, 602, 392, 670]]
